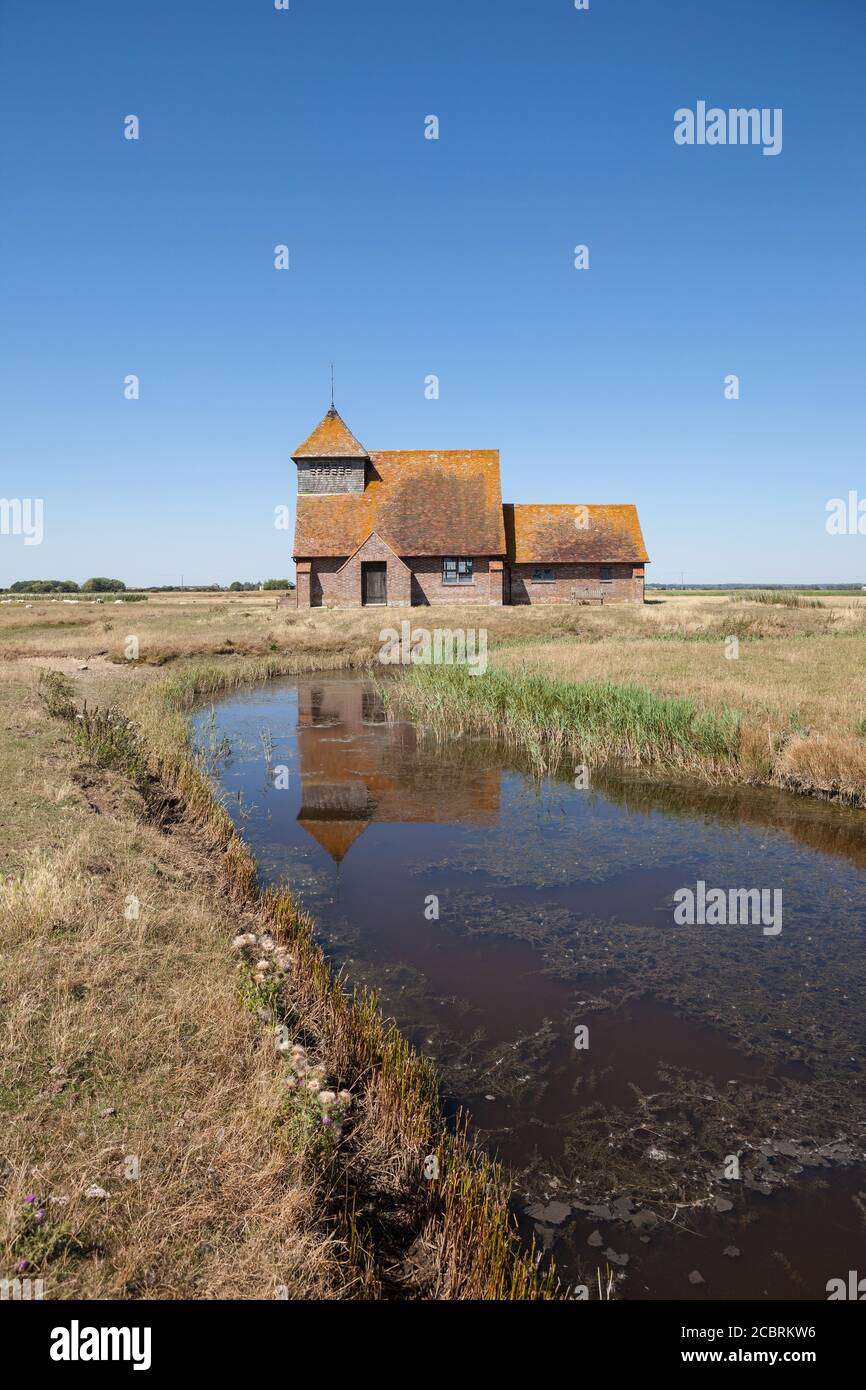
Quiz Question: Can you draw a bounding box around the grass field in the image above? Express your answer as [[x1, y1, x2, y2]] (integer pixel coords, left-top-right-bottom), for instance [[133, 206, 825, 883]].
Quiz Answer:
[[0, 658, 349, 1298], [2, 589, 865, 1299], [0, 633, 557, 1300]]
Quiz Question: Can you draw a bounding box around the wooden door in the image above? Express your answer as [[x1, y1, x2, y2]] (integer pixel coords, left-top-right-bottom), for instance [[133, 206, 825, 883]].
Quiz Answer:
[[362, 562, 386, 605]]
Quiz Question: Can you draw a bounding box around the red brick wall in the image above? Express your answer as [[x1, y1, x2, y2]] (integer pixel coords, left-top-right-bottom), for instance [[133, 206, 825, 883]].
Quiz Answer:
[[408, 556, 502, 605], [296, 555, 642, 607], [309, 557, 346, 607], [302, 535, 413, 607], [508, 563, 644, 605], [295, 562, 311, 607]]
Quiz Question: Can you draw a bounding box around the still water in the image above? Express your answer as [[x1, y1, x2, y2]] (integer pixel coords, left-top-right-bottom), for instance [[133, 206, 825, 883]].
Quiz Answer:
[[193, 673, 866, 1300]]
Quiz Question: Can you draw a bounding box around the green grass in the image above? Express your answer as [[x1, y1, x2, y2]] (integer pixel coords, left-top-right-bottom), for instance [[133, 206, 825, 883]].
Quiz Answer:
[[390, 663, 742, 774], [730, 590, 826, 609]]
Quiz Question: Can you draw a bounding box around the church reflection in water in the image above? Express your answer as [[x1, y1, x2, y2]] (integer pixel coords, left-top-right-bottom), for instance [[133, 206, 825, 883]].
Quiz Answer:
[[295, 677, 501, 862]]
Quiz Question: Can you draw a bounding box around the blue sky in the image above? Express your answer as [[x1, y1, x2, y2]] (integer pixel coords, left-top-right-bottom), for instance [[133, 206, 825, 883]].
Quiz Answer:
[[1, 0, 864, 586]]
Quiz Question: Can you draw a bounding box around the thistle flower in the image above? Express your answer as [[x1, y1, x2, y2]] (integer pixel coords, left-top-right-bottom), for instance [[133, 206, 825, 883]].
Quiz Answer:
[[317, 1090, 336, 1107]]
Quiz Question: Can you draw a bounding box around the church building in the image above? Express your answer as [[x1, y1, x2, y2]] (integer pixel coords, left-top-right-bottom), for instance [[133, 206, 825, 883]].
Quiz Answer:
[[291, 406, 648, 607]]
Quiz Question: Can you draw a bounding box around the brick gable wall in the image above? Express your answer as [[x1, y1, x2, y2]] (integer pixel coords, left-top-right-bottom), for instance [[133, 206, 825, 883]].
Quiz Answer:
[[298, 553, 506, 607]]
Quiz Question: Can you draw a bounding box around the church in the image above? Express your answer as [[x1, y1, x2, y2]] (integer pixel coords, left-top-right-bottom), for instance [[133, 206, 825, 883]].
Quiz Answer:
[[291, 406, 648, 608]]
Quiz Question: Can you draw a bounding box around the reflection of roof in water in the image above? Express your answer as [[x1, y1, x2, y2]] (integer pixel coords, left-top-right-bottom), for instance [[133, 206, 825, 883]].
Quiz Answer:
[[297, 818, 369, 862], [297, 781, 372, 863], [295, 678, 500, 862]]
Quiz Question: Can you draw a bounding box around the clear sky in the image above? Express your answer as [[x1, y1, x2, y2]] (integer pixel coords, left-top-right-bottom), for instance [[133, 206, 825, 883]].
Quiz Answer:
[[1, 0, 864, 587]]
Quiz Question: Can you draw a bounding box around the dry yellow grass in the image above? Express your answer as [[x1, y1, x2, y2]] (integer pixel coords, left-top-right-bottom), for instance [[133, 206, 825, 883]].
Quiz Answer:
[[0, 663, 347, 1299], [1, 656, 559, 1301], [491, 601, 866, 800], [4, 590, 866, 802]]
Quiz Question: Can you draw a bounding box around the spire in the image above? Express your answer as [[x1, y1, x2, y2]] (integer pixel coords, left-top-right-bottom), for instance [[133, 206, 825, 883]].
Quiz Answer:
[[296, 816, 368, 862], [292, 405, 369, 459]]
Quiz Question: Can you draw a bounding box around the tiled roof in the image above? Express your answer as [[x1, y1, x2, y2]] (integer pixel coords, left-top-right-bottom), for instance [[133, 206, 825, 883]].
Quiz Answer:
[[293, 407, 369, 459], [503, 503, 648, 564], [294, 450, 506, 558]]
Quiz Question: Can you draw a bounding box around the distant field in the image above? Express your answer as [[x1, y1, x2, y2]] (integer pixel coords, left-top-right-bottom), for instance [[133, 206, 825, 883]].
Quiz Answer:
[[650, 586, 866, 598]]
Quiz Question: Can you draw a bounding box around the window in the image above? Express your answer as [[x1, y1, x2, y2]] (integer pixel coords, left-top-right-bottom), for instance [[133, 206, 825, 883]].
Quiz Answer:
[[531, 567, 555, 582], [600, 567, 612, 581], [443, 557, 473, 585]]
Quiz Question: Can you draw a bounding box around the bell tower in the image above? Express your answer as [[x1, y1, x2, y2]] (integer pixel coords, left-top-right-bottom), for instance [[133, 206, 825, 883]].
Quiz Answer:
[[292, 406, 369, 495]]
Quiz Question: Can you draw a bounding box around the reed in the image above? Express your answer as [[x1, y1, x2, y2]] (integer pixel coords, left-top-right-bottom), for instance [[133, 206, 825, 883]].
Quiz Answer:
[[732, 590, 825, 609], [152, 652, 369, 713], [390, 663, 741, 777]]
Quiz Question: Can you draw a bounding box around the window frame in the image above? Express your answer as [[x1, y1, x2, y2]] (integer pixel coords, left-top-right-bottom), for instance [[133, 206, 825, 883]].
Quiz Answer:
[[600, 566, 612, 582], [531, 567, 556, 583], [443, 557, 474, 585]]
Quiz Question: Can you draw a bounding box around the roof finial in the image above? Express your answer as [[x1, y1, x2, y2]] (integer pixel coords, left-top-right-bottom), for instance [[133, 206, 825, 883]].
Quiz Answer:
[[329, 363, 335, 411]]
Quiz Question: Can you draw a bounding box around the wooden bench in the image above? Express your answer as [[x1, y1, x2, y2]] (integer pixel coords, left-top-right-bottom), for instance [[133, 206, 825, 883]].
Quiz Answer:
[[570, 586, 605, 605]]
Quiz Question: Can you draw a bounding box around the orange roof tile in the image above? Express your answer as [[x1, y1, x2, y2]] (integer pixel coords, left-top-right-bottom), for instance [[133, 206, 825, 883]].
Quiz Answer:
[[294, 450, 506, 558], [293, 407, 369, 459], [503, 503, 648, 564]]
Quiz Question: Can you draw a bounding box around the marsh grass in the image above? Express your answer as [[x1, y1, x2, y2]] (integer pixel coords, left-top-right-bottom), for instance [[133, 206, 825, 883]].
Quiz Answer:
[[71, 703, 151, 793], [391, 664, 741, 777], [37, 669, 76, 720], [39, 671, 151, 791], [732, 590, 825, 609], [490, 618, 866, 805], [392, 656, 866, 804]]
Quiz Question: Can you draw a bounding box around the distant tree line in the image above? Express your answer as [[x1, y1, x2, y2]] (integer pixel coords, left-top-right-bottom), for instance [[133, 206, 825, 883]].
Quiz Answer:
[[2, 578, 295, 593], [5, 577, 126, 594], [228, 580, 292, 591]]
